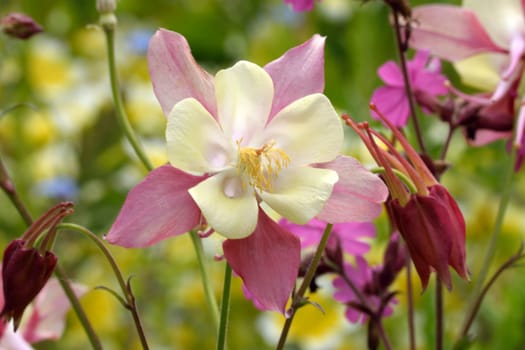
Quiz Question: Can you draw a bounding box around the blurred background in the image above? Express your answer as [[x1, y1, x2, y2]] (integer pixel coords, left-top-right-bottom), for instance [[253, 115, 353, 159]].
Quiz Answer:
[[1, 0, 525, 349]]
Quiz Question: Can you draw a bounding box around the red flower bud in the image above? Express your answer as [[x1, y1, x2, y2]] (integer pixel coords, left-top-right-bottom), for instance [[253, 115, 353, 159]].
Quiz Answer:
[[1, 13, 43, 40], [0, 239, 57, 329], [387, 184, 468, 290]]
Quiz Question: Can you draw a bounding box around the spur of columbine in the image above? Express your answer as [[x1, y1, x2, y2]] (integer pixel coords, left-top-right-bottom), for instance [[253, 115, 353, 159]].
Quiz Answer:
[[106, 29, 388, 312], [344, 107, 469, 290]]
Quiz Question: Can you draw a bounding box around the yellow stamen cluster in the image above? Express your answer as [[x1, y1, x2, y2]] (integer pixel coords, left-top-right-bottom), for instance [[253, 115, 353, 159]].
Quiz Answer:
[[237, 140, 290, 192]]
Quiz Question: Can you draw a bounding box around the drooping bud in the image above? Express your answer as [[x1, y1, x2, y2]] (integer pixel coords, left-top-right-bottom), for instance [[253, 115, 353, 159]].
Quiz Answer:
[[0, 239, 57, 329], [0, 202, 74, 329], [387, 184, 468, 290], [0, 13, 43, 40]]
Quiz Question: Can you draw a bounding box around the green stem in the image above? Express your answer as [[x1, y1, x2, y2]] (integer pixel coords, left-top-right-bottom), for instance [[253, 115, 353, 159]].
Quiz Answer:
[[0, 157, 33, 226], [55, 265, 104, 350], [102, 23, 153, 172], [371, 167, 418, 194], [216, 263, 232, 350], [276, 223, 333, 350], [406, 255, 416, 350], [190, 231, 220, 329], [458, 146, 517, 338], [435, 278, 443, 350], [57, 222, 149, 349]]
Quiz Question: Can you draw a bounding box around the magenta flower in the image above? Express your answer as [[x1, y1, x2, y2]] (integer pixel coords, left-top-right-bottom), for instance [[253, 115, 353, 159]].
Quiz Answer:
[[0, 276, 86, 349], [284, 0, 318, 12], [106, 30, 388, 312], [279, 218, 375, 257], [333, 257, 396, 324], [370, 51, 447, 127]]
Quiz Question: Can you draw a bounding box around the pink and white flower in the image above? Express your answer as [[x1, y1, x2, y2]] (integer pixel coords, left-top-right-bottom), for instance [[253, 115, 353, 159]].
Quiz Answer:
[[106, 30, 388, 312], [0, 276, 87, 349]]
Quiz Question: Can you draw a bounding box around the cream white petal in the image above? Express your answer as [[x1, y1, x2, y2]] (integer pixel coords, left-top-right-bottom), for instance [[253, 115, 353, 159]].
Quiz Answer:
[[166, 98, 235, 174], [464, 0, 524, 48], [257, 93, 343, 166], [259, 166, 338, 224], [215, 61, 274, 144], [189, 171, 259, 239]]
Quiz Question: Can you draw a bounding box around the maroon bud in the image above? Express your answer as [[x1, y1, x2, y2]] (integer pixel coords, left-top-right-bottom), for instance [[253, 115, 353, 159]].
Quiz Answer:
[[1, 13, 43, 40], [388, 184, 468, 290], [0, 239, 57, 329]]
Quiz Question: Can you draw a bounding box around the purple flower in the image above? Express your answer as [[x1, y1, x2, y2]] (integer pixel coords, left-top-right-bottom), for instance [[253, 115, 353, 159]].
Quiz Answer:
[[279, 218, 375, 257], [284, 0, 318, 12], [370, 51, 447, 127], [333, 257, 396, 324]]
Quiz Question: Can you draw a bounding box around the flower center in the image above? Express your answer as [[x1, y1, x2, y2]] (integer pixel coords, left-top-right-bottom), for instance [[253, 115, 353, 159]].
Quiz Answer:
[[236, 140, 290, 192]]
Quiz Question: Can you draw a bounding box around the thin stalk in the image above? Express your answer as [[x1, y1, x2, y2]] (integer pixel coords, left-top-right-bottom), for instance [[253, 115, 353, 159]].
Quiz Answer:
[[190, 231, 220, 329], [406, 255, 416, 350], [391, 10, 427, 155], [459, 147, 517, 337], [58, 223, 149, 350], [276, 224, 333, 350], [376, 318, 394, 350], [102, 25, 154, 172], [435, 279, 443, 350], [216, 263, 232, 350], [0, 157, 32, 226], [55, 265, 103, 350]]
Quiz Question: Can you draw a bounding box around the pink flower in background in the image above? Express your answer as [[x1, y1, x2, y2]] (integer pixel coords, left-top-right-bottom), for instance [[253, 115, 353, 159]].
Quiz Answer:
[[279, 218, 375, 257], [0, 276, 87, 349], [409, 0, 525, 146], [371, 51, 447, 127], [284, 0, 318, 12], [333, 257, 395, 324], [106, 29, 388, 313]]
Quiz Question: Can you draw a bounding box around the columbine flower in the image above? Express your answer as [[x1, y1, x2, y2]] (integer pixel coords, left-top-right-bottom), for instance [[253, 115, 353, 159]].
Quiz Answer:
[[0, 13, 42, 40], [284, 0, 318, 12], [333, 256, 397, 324], [106, 30, 388, 312], [344, 110, 468, 290], [0, 275, 86, 349], [1, 202, 74, 329], [408, 0, 525, 147], [370, 50, 448, 127]]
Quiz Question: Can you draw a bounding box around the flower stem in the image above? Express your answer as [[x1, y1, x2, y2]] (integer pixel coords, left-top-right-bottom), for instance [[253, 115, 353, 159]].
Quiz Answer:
[[55, 264, 103, 350], [391, 8, 427, 155], [276, 223, 333, 350], [458, 146, 517, 338], [406, 255, 416, 350], [101, 21, 154, 172], [190, 231, 220, 329], [435, 278, 443, 350], [0, 157, 33, 226], [58, 222, 149, 349], [216, 263, 232, 350]]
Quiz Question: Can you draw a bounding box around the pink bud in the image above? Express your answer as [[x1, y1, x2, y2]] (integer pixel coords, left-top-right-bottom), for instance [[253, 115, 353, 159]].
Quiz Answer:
[[1, 13, 43, 40]]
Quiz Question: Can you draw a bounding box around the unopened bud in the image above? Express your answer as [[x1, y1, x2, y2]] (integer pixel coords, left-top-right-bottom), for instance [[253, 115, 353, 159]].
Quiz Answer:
[[96, 0, 117, 13], [0, 13, 43, 40]]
